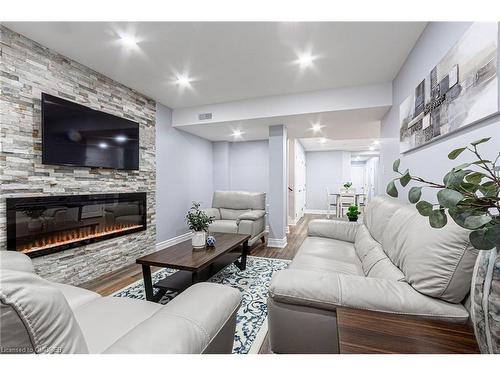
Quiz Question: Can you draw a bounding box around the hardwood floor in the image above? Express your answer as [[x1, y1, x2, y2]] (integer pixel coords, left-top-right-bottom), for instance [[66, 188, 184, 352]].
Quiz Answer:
[[79, 214, 323, 296]]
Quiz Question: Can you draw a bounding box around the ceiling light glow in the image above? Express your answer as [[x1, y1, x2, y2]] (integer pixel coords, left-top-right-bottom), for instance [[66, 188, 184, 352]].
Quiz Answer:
[[319, 137, 327, 144], [311, 123, 323, 132], [176, 75, 192, 87], [369, 146, 375, 151], [232, 130, 243, 138], [372, 140, 380, 145], [115, 135, 128, 143], [98, 142, 108, 149], [120, 35, 138, 48], [298, 53, 314, 67]]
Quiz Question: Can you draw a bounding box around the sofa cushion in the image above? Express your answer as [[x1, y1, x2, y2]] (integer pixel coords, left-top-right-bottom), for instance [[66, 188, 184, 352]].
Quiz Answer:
[[382, 205, 478, 303], [308, 219, 359, 243], [209, 220, 238, 234], [354, 224, 380, 260], [212, 191, 266, 210], [73, 296, 162, 353], [363, 196, 404, 244], [50, 282, 101, 310], [0, 251, 35, 273], [220, 208, 249, 220], [292, 237, 363, 276], [0, 269, 89, 353]]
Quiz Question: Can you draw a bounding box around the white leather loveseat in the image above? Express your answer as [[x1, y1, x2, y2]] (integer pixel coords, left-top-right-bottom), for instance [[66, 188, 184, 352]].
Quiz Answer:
[[0, 251, 242, 354], [267, 196, 479, 353], [204, 191, 267, 247]]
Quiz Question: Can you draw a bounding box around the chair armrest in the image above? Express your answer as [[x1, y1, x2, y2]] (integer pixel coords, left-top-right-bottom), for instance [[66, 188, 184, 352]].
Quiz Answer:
[[104, 283, 242, 354], [237, 210, 266, 222], [307, 219, 360, 243], [269, 269, 469, 322], [201, 208, 221, 220], [0, 251, 35, 273]]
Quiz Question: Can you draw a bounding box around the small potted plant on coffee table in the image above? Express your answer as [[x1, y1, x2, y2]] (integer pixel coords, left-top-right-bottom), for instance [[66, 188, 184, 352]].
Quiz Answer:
[[186, 201, 214, 250], [346, 205, 359, 222]]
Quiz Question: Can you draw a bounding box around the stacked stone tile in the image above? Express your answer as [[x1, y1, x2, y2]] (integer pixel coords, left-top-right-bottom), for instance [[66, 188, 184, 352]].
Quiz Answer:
[[0, 26, 156, 285]]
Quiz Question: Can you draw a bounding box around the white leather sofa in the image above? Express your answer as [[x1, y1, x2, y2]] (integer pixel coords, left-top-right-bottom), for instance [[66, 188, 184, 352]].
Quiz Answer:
[[267, 196, 479, 353], [0, 251, 242, 354], [204, 191, 266, 247]]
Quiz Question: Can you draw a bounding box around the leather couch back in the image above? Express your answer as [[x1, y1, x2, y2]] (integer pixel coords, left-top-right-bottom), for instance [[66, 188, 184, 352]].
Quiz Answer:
[[212, 191, 266, 210], [0, 268, 89, 353], [364, 196, 478, 304]]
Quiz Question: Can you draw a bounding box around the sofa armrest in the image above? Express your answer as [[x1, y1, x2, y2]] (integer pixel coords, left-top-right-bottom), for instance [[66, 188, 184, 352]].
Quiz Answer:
[[269, 269, 469, 323], [201, 208, 221, 220], [307, 219, 360, 243], [104, 283, 242, 354], [237, 210, 266, 222]]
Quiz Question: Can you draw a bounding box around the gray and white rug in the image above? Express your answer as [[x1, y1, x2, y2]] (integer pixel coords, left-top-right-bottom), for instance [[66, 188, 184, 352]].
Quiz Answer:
[[112, 256, 290, 354]]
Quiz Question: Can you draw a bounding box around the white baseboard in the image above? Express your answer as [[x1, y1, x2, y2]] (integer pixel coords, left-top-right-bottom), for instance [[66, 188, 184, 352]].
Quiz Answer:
[[267, 237, 287, 248], [265, 225, 289, 235], [156, 232, 192, 250], [304, 209, 330, 215]]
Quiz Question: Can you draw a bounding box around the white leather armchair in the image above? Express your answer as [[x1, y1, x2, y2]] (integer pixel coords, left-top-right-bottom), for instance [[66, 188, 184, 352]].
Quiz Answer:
[[204, 191, 267, 246], [0, 251, 242, 354]]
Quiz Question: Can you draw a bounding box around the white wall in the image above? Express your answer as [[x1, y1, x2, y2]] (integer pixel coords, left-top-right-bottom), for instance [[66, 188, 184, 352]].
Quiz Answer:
[[293, 140, 307, 222], [380, 22, 500, 203], [306, 150, 351, 210], [156, 103, 214, 243]]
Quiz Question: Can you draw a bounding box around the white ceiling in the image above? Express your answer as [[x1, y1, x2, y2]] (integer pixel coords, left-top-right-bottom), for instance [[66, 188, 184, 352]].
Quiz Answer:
[[3, 22, 426, 108], [299, 137, 381, 153], [178, 106, 389, 142]]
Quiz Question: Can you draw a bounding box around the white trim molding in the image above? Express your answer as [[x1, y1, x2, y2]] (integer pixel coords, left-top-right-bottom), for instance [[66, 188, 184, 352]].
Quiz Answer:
[[267, 237, 288, 249], [156, 232, 192, 250]]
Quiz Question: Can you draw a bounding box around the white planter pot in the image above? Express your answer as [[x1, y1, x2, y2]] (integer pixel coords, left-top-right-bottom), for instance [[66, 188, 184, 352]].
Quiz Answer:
[[192, 231, 206, 249]]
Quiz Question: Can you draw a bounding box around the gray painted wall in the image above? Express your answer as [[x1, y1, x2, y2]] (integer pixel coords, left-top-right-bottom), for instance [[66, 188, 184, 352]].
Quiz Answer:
[[380, 22, 500, 203], [213, 140, 269, 194], [306, 150, 350, 210], [156, 103, 214, 243]]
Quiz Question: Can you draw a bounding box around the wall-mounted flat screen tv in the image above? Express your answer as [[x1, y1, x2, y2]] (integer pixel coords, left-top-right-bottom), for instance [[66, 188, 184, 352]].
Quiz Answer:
[[42, 93, 140, 170]]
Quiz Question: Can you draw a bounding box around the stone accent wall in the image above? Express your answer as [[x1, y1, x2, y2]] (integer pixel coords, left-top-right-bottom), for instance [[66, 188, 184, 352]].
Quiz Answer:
[[0, 26, 156, 285]]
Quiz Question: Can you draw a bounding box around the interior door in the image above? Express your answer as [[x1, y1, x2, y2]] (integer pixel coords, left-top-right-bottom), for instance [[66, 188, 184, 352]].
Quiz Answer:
[[294, 142, 306, 221]]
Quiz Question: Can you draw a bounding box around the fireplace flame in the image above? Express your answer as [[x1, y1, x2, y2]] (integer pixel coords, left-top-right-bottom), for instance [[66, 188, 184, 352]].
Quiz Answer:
[[19, 223, 143, 254]]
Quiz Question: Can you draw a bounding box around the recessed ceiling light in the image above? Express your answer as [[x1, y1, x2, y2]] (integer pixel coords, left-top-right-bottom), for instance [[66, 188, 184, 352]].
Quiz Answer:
[[297, 53, 314, 68], [98, 142, 108, 149], [176, 75, 192, 87], [319, 137, 327, 144], [115, 135, 128, 143], [311, 123, 323, 132], [369, 146, 375, 151], [372, 140, 380, 145], [232, 130, 243, 138], [355, 156, 360, 161], [120, 35, 138, 48]]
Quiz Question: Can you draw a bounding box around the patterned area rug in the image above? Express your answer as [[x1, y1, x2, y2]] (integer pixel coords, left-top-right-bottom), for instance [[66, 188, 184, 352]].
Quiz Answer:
[[112, 256, 290, 354]]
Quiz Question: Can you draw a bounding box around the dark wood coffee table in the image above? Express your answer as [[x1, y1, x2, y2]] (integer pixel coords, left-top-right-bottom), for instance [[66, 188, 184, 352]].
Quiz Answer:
[[136, 232, 250, 302]]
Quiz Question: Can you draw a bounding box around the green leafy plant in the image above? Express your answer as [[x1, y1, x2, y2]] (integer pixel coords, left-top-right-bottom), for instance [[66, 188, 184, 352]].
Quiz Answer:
[[387, 137, 499, 250], [186, 201, 214, 232], [343, 182, 353, 190], [346, 205, 359, 221]]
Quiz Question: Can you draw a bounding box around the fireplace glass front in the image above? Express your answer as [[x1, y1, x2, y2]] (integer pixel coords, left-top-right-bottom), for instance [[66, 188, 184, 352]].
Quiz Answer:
[[6, 193, 147, 258]]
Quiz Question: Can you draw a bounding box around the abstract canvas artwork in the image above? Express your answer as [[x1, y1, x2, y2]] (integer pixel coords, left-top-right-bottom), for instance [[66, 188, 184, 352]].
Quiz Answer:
[[400, 23, 498, 153]]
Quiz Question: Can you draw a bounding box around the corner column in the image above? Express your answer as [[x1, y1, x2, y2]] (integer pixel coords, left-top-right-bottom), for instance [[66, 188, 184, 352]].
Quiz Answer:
[[268, 125, 288, 248]]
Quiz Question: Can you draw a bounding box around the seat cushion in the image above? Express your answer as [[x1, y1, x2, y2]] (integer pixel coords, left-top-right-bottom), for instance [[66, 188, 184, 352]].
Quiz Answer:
[[50, 282, 101, 310], [292, 237, 363, 276], [73, 296, 162, 353], [209, 219, 238, 234]]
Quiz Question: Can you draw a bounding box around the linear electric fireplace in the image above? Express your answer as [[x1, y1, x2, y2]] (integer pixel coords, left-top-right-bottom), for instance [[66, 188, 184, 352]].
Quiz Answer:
[[6, 193, 147, 258]]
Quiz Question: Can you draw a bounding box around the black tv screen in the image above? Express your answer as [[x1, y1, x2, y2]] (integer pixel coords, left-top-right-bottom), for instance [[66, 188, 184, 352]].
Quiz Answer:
[[42, 93, 140, 170]]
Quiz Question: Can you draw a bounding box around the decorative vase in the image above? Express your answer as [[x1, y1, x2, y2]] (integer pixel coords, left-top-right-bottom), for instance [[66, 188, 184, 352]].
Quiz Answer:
[[192, 231, 206, 249], [348, 217, 358, 222], [471, 246, 500, 353], [206, 235, 216, 247]]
